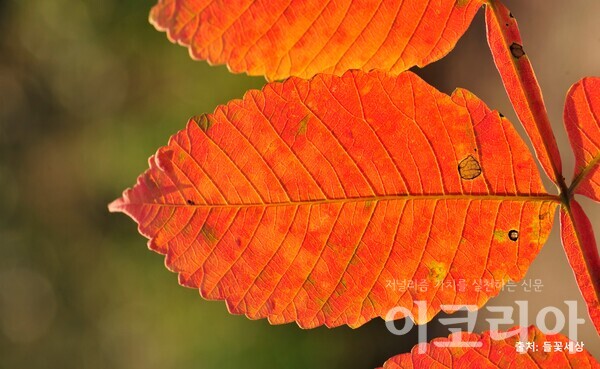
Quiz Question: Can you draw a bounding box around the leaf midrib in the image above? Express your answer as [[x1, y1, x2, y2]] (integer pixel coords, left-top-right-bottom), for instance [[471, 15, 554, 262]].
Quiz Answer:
[[142, 193, 560, 208]]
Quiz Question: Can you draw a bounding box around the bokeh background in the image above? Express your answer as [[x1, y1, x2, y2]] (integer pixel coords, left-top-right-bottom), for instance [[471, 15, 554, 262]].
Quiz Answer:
[[0, 0, 598, 368]]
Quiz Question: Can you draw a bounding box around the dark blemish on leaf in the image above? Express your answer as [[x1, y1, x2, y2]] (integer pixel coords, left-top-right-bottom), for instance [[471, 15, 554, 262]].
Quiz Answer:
[[510, 43, 525, 59], [458, 155, 482, 180], [539, 212, 548, 220], [186, 199, 195, 205], [499, 112, 505, 118], [508, 230, 519, 241], [509, 12, 514, 18], [192, 114, 214, 132], [505, 23, 509, 27]]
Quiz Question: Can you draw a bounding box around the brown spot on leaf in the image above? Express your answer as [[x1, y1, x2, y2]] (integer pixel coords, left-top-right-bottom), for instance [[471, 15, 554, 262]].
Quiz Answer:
[[508, 230, 519, 241], [186, 199, 195, 205], [458, 155, 482, 180], [510, 43, 525, 59]]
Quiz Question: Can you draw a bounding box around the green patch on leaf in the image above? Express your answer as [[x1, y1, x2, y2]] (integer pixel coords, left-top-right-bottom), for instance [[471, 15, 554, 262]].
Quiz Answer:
[[296, 114, 310, 136], [200, 224, 218, 243], [192, 114, 215, 132]]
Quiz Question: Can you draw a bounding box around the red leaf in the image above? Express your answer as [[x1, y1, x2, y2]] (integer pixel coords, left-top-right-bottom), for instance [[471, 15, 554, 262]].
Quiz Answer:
[[560, 201, 600, 334], [485, 1, 563, 186], [150, 0, 484, 80], [564, 77, 600, 201], [110, 70, 558, 328], [380, 326, 599, 369], [562, 77, 600, 334]]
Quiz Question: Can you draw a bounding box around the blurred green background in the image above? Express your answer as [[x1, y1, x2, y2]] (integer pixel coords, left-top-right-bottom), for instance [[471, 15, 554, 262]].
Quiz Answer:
[[0, 0, 598, 368]]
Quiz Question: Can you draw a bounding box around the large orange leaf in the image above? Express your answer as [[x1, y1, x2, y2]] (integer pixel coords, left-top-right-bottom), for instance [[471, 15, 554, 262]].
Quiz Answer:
[[110, 70, 558, 328], [380, 326, 599, 369], [485, 1, 563, 186], [150, 0, 484, 80], [565, 77, 600, 201], [560, 202, 600, 334]]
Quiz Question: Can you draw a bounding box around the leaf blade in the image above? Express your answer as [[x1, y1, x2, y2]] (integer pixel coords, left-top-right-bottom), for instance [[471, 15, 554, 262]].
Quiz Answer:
[[485, 1, 564, 186], [565, 77, 600, 201], [110, 70, 558, 328], [560, 201, 600, 335], [150, 0, 484, 80]]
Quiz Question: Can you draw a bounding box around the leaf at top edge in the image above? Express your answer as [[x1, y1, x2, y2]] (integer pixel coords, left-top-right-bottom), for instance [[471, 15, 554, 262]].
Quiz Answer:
[[150, 0, 484, 80], [380, 325, 599, 369], [560, 201, 600, 335], [109, 70, 558, 329], [564, 77, 600, 201]]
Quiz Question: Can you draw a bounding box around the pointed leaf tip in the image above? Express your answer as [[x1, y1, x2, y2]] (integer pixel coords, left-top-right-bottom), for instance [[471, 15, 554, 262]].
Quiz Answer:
[[108, 198, 123, 213]]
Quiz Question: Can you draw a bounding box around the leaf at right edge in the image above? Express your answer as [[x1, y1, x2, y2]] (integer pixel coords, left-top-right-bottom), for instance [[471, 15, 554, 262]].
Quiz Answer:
[[380, 325, 599, 369], [150, 0, 485, 80], [564, 77, 600, 201], [110, 70, 558, 329], [560, 201, 600, 334]]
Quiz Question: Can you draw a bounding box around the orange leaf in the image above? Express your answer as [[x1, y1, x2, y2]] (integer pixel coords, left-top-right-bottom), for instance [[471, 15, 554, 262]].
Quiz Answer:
[[150, 0, 484, 80], [565, 77, 600, 201], [485, 1, 563, 186], [110, 70, 558, 328], [560, 201, 600, 334], [380, 325, 599, 369]]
